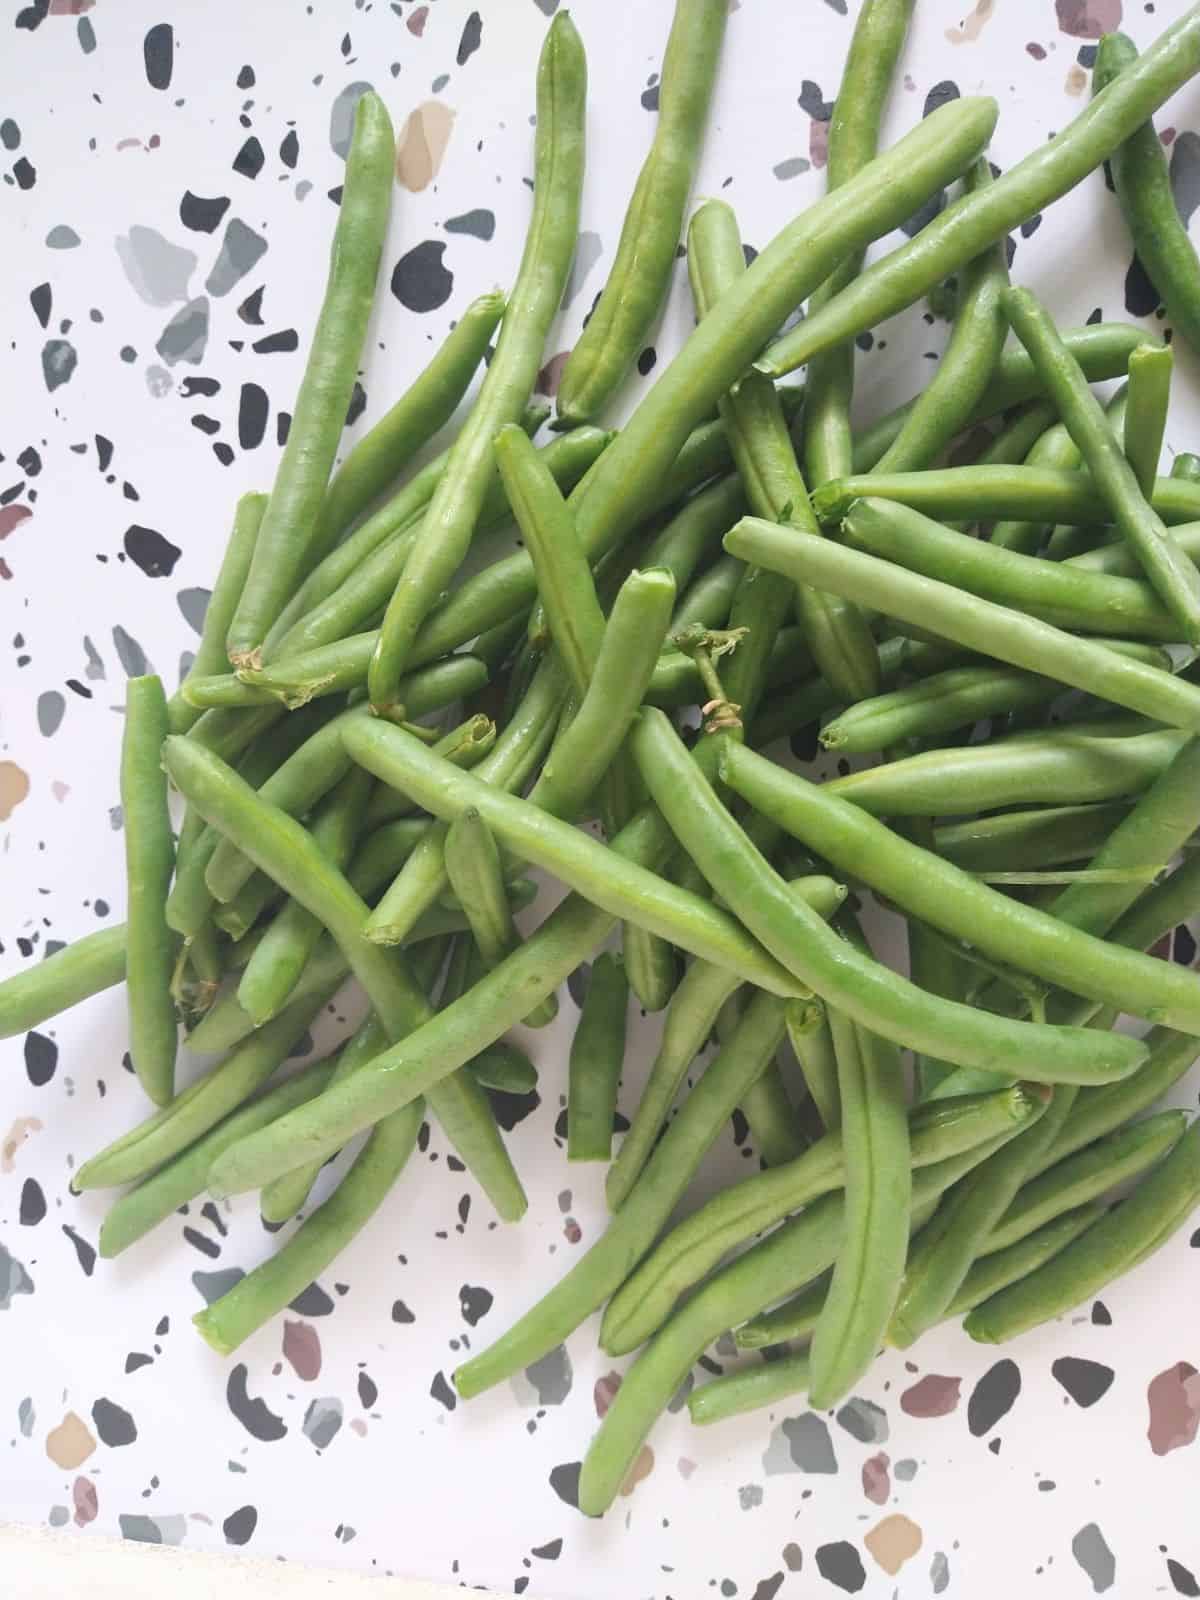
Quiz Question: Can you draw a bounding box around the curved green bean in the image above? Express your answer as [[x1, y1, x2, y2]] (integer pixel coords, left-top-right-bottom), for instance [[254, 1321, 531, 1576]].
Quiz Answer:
[[946, 1203, 1107, 1319], [369, 16, 586, 710], [555, 0, 726, 424], [121, 675, 177, 1106], [688, 1354, 812, 1427], [758, 13, 1200, 380], [0, 925, 126, 1041], [227, 93, 394, 664]]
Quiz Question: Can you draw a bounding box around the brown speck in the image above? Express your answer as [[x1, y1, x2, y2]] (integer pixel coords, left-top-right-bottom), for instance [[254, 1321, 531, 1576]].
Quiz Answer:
[[1027, 42, 1048, 60], [1, 1116, 43, 1172], [809, 117, 829, 170], [865, 1513, 923, 1575], [1147, 1361, 1200, 1456], [1055, 0, 1121, 40], [0, 505, 32, 540], [536, 351, 570, 398], [281, 1319, 322, 1382], [0, 763, 31, 822], [1065, 63, 1088, 97], [678, 1457, 696, 1479], [406, 4, 428, 34], [563, 1215, 582, 1245], [46, 1412, 96, 1470], [72, 1475, 98, 1527], [946, 0, 995, 44], [594, 1371, 622, 1419], [620, 1444, 654, 1497], [395, 102, 455, 192], [900, 1374, 961, 1418], [862, 1451, 891, 1505]]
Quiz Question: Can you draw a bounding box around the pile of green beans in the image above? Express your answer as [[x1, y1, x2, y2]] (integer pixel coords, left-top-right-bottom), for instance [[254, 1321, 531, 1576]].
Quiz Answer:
[[6, 0, 1200, 1520]]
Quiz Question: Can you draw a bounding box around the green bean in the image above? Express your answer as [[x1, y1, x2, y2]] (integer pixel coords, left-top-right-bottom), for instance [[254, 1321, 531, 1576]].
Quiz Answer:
[[965, 1119, 1200, 1343], [344, 719, 805, 996], [316, 290, 505, 556], [195, 1092, 426, 1356], [75, 984, 333, 1191], [640, 475, 747, 597], [191, 642, 488, 718], [226, 94, 394, 663], [567, 951, 629, 1162], [468, 1040, 537, 1096], [121, 676, 177, 1106], [990, 419, 1083, 555], [687, 1354, 811, 1426], [888, 1085, 1075, 1347], [670, 551, 743, 634], [984, 1110, 1189, 1258], [1101, 850, 1200, 971], [172, 920, 224, 1027], [727, 512, 1200, 730], [739, 1061, 805, 1168], [236, 766, 374, 1026], [555, 0, 726, 423], [365, 716, 496, 827], [759, 12, 1200, 382], [1036, 385, 1131, 563], [163, 735, 525, 1223], [169, 494, 266, 733], [946, 1203, 1107, 1319], [843, 495, 1182, 641], [365, 655, 567, 944], [852, 324, 1146, 473], [722, 736, 1200, 1036], [576, 1140, 1005, 1516], [1095, 31, 1200, 359], [369, 18, 585, 710], [651, 622, 814, 709], [632, 707, 1147, 1081], [1123, 342, 1173, 498], [802, 0, 914, 486], [1000, 288, 1200, 641], [933, 804, 1133, 875], [1067, 516, 1200, 577], [603, 1084, 1036, 1358], [734, 1275, 829, 1352], [259, 1014, 388, 1225], [445, 806, 556, 1028], [0, 925, 126, 1040], [98, 1057, 336, 1258], [787, 997, 841, 1131], [825, 724, 1183, 818], [688, 199, 878, 707]]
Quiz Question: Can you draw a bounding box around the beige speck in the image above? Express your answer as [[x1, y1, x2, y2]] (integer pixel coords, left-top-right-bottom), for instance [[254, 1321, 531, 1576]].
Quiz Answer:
[[946, 0, 994, 45], [620, 1443, 654, 1497], [0, 762, 30, 822], [46, 1412, 97, 1470], [1, 1116, 43, 1173], [865, 1513, 923, 1576], [1065, 64, 1088, 97], [395, 102, 455, 192]]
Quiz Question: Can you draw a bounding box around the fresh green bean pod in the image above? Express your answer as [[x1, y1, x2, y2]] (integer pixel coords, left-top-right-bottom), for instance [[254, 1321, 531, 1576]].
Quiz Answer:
[[1067, 515, 1200, 577], [368, 16, 586, 710], [169, 493, 266, 733], [121, 675, 177, 1106], [567, 952, 629, 1162], [0, 925, 126, 1041], [468, 1040, 538, 1097], [687, 1355, 812, 1427], [946, 1203, 1107, 1319], [933, 804, 1133, 874], [227, 93, 395, 663], [990, 418, 1083, 555], [1124, 342, 1174, 497], [739, 1061, 805, 1168], [786, 997, 841, 1132], [365, 716, 496, 827]]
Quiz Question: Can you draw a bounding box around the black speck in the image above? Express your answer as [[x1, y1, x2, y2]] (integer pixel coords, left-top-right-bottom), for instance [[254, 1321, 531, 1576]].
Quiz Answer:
[[190, 414, 220, 436], [125, 1352, 153, 1374], [180, 191, 230, 233], [1168, 1558, 1200, 1597], [1174, 923, 1196, 965], [430, 1370, 457, 1411], [391, 240, 454, 313], [183, 1226, 220, 1258], [223, 1505, 258, 1546], [532, 1539, 562, 1560], [233, 137, 265, 180], [41, 337, 77, 392], [252, 328, 299, 354], [456, 11, 482, 66], [143, 23, 173, 91], [13, 156, 36, 191], [124, 525, 181, 578], [445, 207, 495, 241], [549, 1462, 581, 1508], [641, 78, 660, 113], [1092, 1300, 1112, 1326], [1126, 251, 1162, 318], [924, 80, 960, 117], [279, 129, 299, 169], [0, 118, 19, 150], [237, 383, 269, 449], [15, 2, 48, 32], [345, 380, 367, 427], [19, 1177, 46, 1225], [357, 1371, 378, 1408], [459, 1284, 493, 1326], [30, 282, 51, 329], [486, 1086, 540, 1131], [237, 286, 265, 325], [968, 1359, 1021, 1437], [92, 1397, 137, 1446], [637, 346, 657, 377], [288, 1282, 334, 1316], [276, 412, 291, 446], [95, 433, 115, 470], [62, 1224, 96, 1277], [212, 442, 235, 467], [227, 1363, 287, 1441], [24, 1030, 57, 1086], [1052, 1356, 1114, 1408], [237, 65, 255, 89], [798, 80, 833, 122], [179, 377, 219, 399], [391, 1299, 415, 1324], [17, 445, 40, 477], [814, 1541, 866, 1594]]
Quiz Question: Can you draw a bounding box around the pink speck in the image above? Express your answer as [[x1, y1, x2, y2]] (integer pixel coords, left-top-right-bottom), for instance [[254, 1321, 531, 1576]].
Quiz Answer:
[[900, 1374, 962, 1418], [0, 505, 32, 540], [594, 1371, 622, 1419], [1026, 42, 1048, 60], [809, 117, 829, 170], [407, 6, 428, 36], [72, 1476, 97, 1527], [51, 781, 70, 803], [863, 1451, 891, 1504]]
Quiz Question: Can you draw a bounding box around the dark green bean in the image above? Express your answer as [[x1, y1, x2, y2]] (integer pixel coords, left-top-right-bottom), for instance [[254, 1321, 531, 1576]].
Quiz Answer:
[[567, 951, 629, 1162], [933, 804, 1133, 874]]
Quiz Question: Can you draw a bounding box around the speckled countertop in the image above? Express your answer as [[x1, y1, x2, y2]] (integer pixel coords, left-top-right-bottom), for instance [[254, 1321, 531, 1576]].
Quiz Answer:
[[2, 2, 1200, 1596]]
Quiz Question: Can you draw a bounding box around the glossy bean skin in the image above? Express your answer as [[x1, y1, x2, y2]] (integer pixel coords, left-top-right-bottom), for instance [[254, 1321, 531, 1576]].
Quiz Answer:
[[965, 1120, 1200, 1343], [1096, 31, 1200, 358], [933, 803, 1133, 874], [802, 0, 915, 487], [720, 736, 1200, 1035], [990, 416, 1084, 555], [726, 512, 1200, 731], [1124, 342, 1174, 496], [567, 951, 630, 1162], [365, 716, 496, 827], [368, 16, 586, 710], [168, 494, 266, 733], [1000, 287, 1200, 642], [851, 323, 1145, 472], [945, 1203, 1106, 1318], [163, 736, 526, 1224], [758, 12, 1200, 379], [556, 0, 727, 425], [121, 676, 178, 1106], [1067, 516, 1200, 577], [227, 94, 394, 663], [631, 708, 1146, 1083], [787, 998, 842, 1131], [688, 1354, 813, 1427], [0, 924, 126, 1040]]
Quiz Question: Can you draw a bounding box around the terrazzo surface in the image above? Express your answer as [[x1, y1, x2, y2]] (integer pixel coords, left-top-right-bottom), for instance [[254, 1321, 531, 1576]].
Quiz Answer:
[[2, 1, 1200, 1594]]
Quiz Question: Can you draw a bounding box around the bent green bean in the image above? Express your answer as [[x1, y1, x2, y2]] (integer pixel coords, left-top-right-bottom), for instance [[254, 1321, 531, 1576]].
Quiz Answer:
[[0, 925, 127, 1040]]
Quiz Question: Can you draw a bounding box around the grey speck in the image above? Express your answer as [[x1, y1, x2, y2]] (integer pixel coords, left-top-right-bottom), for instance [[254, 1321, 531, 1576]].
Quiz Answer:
[[762, 1412, 837, 1476], [48, 1507, 69, 1529], [112, 625, 151, 678], [432, 73, 450, 94], [205, 219, 268, 298], [930, 1552, 950, 1595], [773, 157, 811, 181], [893, 1457, 918, 1481], [667, 1370, 694, 1414], [109, 805, 123, 830], [46, 225, 81, 249], [82, 636, 105, 680], [145, 364, 174, 398], [445, 208, 495, 241], [511, 1344, 573, 1407], [37, 690, 65, 737], [18, 1397, 35, 1437], [191, 1268, 245, 1305], [295, 180, 313, 202], [177, 587, 211, 635], [0, 1243, 35, 1308], [329, 82, 374, 158], [42, 339, 78, 392], [301, 1397, 343, 1449], [561, 230, 603, 311], [120, 1514, 187, 1546], [156, 298, 209, 367], [1072, 1524, 1116, 1594], [836, 1396, 888, 1444], [738, 1483, 763, 1510], [1170, 132, 1200, 229], [115, 225, 197, 306]]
